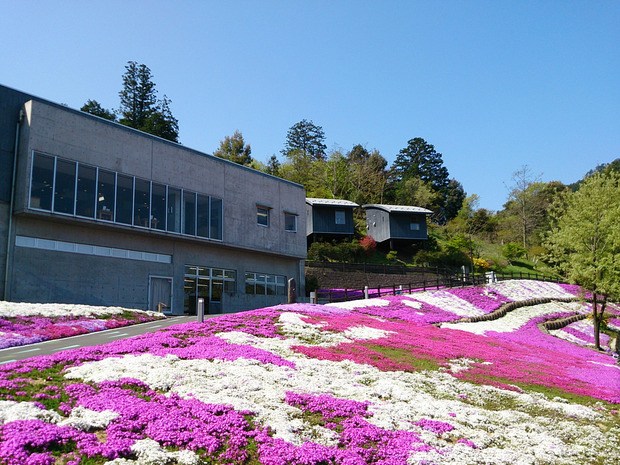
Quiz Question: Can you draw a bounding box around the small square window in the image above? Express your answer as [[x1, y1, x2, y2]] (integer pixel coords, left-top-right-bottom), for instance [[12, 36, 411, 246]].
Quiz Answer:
[[410, 222, 420, 231], [257, 206, 269, 227], [284, 213, 297, 232], [335, 210, 346, 225]]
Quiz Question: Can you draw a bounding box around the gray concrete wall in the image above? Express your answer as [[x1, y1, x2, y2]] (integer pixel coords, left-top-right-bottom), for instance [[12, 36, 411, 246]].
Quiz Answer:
[[10, 216, 302, 313], [15, 99, 307, 259]]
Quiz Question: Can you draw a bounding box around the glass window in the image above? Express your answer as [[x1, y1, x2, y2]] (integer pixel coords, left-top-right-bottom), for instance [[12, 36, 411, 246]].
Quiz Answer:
[[116, 174, 133, 225], [245, 272, 256, 294], [410, 222, 420, 231], [151, 183, 166, 230], [211, 280, 223, 303], [27, 154, 225, 241], [210, 197, 223, 240], [284, 213, 297, 232], [255, 274, 267, 295], [53, 159, 76, 214], [167, 187, 181, 233], [335, 210, 346, 225], [224, 279, 235, 294], [183, 191, 196, 235], [196, 194, 210, 238], [245, 272, 286, 295], [97, 170, 115, 221], [30, 153, 54, 211], [134, 178, 150, 227], [76, 164, 96, 218], [257, 206, 269, 226], [183, 276, 197, 316]]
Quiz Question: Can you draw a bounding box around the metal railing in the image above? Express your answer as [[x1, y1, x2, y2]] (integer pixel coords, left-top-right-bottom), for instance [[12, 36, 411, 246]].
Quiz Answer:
[[311, 271, 565, 304]]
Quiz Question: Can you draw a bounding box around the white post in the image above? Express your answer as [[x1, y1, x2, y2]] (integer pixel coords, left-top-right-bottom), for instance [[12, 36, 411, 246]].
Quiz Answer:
[[310, 291, 316, 304], [197, 298, 205, 323], [364, 286, 369, 300]]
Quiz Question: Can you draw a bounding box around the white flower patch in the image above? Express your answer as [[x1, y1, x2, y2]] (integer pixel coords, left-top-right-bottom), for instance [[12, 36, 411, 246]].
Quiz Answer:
[[486, 280, 575, 301], [402, 299, 423, 310], [277, 312, 351, 346], [441, 358, 490, 374], [104, 438, 201, 465], [444, 302, 573, 335], [407, 290, 485, 318], [63, 333, 614, 463], [0, 400, 62, 424], [59, 406, 119, 431], [275, 312, 393, 347], [0, 301, 162, 319], [325, 298, 391, 310], [342, 326, 393, 341]]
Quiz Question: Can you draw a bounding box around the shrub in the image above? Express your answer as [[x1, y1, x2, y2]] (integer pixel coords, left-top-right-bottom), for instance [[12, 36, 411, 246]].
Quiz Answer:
[[307, 240, 364, 263], [503, 242, 527, 263], [473, 257, 491, 271], [359, 235, 376, 256]]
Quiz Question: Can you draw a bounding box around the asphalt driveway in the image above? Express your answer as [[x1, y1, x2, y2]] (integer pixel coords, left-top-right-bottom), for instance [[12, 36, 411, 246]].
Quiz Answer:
[[0, 314, 204, 364]]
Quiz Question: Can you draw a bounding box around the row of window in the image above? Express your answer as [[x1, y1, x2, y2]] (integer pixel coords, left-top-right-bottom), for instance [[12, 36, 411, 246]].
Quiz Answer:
[[29, 152, 223, 240], [245, 272, 288, 295], [183, 265, 287, 301], [257, 205, 297, 232]]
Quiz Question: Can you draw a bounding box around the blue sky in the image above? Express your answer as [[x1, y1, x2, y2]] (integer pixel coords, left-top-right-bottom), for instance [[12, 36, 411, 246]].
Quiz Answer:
[[1, 1, 618, 211]]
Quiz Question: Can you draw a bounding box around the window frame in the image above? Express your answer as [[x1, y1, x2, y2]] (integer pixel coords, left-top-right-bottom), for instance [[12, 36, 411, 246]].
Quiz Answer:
[[28, 151, 224, 241], [335, 209, 346, 225], [245, 271, 287, 295], [284, 212, 297, 232], [257, 205, 270, 227]]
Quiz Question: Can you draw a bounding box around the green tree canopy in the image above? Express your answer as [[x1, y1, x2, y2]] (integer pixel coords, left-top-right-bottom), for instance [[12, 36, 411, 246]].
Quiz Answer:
[[80, 99, 116, 121], [117, 61, 179, 142], [265, 155, 281, 177], [391, 138, 450, 192], [544, 171, 620, 349], [213, 130, 253, 166], [282, 119, 327, 161]]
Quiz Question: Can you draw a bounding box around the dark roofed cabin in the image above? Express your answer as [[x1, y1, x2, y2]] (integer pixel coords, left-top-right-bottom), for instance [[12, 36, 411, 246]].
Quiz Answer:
[[362, 204, 432, 249], [306, 198, 359, 245]]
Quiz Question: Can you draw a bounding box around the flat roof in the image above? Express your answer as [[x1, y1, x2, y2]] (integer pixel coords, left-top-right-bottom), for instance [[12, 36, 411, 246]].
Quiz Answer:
[[306, 198, 359, 207], [362, 204, 433, 214]]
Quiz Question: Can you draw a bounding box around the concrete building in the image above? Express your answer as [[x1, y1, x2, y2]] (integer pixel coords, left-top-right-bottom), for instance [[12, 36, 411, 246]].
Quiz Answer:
[[363, 204, 432, 249], [0, 84, 306, 315], [305, 198, 358, 245]]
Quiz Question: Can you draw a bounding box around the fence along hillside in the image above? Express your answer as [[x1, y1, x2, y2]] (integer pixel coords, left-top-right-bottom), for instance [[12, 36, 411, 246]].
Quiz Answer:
[[305, 260, 564, 303]]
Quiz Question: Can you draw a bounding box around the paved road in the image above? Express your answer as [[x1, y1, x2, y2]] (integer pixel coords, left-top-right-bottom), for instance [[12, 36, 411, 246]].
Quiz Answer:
[[0, 315, 208, 365]]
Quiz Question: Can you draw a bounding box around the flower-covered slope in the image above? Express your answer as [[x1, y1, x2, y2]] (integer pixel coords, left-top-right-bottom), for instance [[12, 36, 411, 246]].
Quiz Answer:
[[0, 302, 165, 349], [0, 280, 618, 465]]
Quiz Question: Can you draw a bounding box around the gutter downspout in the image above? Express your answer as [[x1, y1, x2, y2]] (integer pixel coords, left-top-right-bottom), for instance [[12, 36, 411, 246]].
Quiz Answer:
[[3, 108, 24, 300]]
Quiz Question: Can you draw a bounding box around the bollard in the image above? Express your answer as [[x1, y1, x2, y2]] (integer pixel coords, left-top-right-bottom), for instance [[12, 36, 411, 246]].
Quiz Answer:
[[364, 286, 369, 300], [310, 291, 316, 304], [288, 278, 297, 304], [197, 298, 205, 323]]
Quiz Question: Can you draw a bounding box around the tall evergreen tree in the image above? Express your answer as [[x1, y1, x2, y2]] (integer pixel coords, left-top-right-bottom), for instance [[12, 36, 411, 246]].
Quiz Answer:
[[391, 138, 450, 192], [119, 61, 158, 129], [117, 61, 179, 142], [265, 155, 281, 176], [282, 119, 327, 161]]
